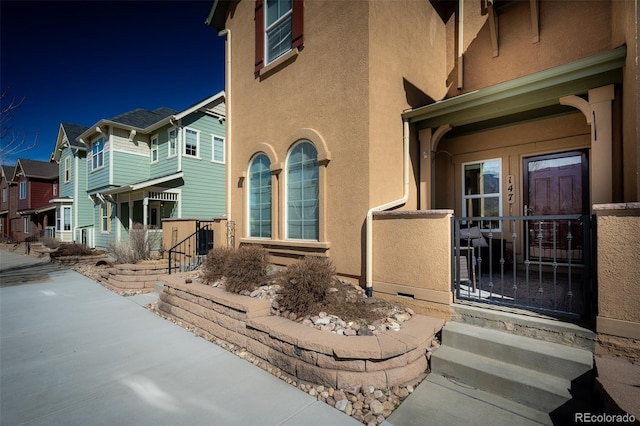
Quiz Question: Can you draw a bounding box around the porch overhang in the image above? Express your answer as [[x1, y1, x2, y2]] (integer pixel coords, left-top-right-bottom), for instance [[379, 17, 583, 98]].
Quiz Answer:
[[98, 172, 184, 197], [402, 46, 626, 134], [49, 197, 73, 204], [19, 205, 56, 215]]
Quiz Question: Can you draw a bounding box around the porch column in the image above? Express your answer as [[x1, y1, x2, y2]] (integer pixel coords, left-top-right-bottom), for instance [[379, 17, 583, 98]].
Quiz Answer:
[[560, 84, 614, 206], [143, 194, 149, 229], [128, 194, 133, 229], [419, 125, 452, 210]]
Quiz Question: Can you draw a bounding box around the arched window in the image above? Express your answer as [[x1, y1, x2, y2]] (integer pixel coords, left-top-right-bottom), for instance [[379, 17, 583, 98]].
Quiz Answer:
[[248, 154, 272, 238], [286, 141, 318, 240]]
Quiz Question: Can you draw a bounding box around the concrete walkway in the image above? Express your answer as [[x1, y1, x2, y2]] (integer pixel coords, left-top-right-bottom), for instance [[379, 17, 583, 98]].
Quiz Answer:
[[0, 251, 361, 426]]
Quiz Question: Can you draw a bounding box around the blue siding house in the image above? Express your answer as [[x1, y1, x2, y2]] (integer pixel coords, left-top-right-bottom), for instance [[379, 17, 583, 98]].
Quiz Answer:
[[76, 92, 226, 250], [50, 122, 93, 244]]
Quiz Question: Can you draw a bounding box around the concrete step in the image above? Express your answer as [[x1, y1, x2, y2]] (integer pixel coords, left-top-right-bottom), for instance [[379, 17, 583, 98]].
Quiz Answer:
[[451, 303, 596, 351], [432, 345, 572, 413], [441, 322, 593, 381]]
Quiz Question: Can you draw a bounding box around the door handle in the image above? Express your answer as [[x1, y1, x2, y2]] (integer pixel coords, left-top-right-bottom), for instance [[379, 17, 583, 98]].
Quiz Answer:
[[524, 205, 533, 216]]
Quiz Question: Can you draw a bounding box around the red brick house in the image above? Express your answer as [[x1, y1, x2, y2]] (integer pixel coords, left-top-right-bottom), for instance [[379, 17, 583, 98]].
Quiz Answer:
[[0, 165, 18, 240], [11, 159, 58, 240]]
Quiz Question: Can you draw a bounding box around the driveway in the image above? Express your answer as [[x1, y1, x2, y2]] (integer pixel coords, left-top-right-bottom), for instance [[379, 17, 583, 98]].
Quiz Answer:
[[0, 251, 361, 426]]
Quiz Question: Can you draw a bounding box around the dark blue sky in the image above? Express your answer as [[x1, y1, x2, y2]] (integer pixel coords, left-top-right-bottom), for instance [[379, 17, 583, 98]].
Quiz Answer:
[[1, 1, 225, 163]]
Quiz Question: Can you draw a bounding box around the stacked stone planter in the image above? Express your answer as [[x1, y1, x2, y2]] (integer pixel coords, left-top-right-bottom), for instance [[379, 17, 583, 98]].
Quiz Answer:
[[158, 274, 444, 390], [99, 262, 169, 293], [50, 253, 109, 266]]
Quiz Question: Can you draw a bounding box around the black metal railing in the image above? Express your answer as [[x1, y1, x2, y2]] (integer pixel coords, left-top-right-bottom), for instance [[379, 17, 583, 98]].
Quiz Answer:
[[168, 222, 214, 274], [452, 214, 594, 318]]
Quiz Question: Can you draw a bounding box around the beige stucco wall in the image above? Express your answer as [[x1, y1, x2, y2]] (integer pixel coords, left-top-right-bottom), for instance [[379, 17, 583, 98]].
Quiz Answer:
[[372, 210, 453, 320], [162, 218, 227, 254], [226, 1, 450, 281], [594, 203, 640, 361]]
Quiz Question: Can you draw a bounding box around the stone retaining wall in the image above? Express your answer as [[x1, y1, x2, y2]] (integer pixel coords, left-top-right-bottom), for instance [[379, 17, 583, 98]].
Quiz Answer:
[[51, 253, 109, 266], [157, 274, 444, 390], [99, 263, 169, 293]]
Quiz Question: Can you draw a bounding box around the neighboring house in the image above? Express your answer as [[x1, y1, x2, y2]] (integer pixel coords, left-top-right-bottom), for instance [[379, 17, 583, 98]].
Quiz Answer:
[[76, 92, 226, 250], [11, 158, 59, 239], [206, 0, 638, 350], [0, 165, 17, 240], [49, 122, 92, 244]]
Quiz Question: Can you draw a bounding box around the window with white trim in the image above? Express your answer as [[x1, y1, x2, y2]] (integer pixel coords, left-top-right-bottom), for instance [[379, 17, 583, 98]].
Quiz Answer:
[[2, 187, 6, 203], [286, 141, 319, 240], [53, 184, 57, 197], [212, 136, 225, 163], [57, 205, 72, 232], [184, 128, 199, 157], [248, 154, 271, 238], [23, 217, 29, 234], [92, 137, 104, 171], [101, 202, 110, 233], [151, 135, 159, 163], [265, 0, 293, 64], [168, 128, 178, 157], [462, 158, 502, 229], [19, 181, 27, 199], [64, 156, 71, 182]]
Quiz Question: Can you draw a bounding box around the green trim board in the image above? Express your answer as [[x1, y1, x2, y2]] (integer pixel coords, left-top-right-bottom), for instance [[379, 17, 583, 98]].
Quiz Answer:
[[403, 46, 626, 131]]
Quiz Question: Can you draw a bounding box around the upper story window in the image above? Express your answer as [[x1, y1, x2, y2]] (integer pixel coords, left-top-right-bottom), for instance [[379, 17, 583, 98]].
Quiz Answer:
[[168, 128, 178, 158], [23, 216, 29, 234], [151, 135, 159, 163], [101, 202, 110, 233], [52, 184, 57, 197], [286, 141, 319, 240], [184, 128, 199, 158], [2, 187, 6, 203], [92, 137, 104, 171], [462, 158, 502, 229], [19, 181, 27, 199], [248, 153, 272, 238], [64, 156, 71, 182], [255, 0, 303, 72], [212, 136, 225, 163], [57, 205, 71, 232]]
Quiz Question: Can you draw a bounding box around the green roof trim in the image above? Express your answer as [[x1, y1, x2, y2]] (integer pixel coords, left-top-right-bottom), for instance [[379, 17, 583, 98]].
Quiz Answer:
[[403, 46, 627, 130]]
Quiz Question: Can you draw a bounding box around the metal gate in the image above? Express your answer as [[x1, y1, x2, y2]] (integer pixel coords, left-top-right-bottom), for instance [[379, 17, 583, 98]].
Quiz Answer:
[[452, 214, 595, 319]]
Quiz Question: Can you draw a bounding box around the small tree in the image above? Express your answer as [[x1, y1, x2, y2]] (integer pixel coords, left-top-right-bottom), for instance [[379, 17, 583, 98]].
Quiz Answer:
[[1, 86, 38, 164]]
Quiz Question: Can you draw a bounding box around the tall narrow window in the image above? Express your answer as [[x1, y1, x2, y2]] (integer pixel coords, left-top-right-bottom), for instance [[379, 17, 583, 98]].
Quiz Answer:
[[58, 206, 72, 232], [92, 137, 104, 170], [255, 0, 303, 72], [53, 184, 57, 196], [286, 141, 318, 240], [184, 128, 199, 157], [248, 154, 272, 238], [101, 202, 110, 233], [462, 159, 501, 229], [3, 187, 7, 203], [64, 156, 71, 182], [151, 135, 159, 163], [212, 136, 225, 163], [23, 217, 29, 234], [168, 128, 178, 157], [19, 181, 27, 199]]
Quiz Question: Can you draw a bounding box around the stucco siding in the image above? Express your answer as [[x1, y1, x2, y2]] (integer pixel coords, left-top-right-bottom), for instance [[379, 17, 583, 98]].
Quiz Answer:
[[111, 151, 150, 187]]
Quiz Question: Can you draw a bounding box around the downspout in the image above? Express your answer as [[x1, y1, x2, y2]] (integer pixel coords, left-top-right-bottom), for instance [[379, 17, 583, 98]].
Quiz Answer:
[[365, 119, 410, 296], [218, 28, 232, 242]]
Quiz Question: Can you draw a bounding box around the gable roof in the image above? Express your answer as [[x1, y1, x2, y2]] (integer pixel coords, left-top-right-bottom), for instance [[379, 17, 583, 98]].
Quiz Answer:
[[60, 122, 89, 149], [1, 165, 16, 182], [146, 91, 226, 132], [13, 158, 58, 180], [108, 107, 178, 129]]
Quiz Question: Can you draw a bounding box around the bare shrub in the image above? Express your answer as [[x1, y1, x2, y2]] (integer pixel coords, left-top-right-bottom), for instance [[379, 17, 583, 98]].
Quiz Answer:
[[201, 247, 233, 284], [50, 243, 93, 258], [224, 246, 268, 294], [40, 236, 61, 250], [107, 223, 162, 264], [276, 257, 336, 317]]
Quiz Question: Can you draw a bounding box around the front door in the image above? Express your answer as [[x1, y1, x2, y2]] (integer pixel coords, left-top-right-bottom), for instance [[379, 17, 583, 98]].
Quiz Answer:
[[523, 150, 589, 263]]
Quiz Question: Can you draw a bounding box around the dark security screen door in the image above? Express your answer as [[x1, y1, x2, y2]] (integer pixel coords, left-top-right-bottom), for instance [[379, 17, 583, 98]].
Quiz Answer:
[[523, 151, 589, 263]]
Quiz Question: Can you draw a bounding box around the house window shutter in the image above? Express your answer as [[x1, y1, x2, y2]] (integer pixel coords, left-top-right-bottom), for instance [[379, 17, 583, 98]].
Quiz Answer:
[[255, 0, 265, 73], [291, 0, 304, 50]]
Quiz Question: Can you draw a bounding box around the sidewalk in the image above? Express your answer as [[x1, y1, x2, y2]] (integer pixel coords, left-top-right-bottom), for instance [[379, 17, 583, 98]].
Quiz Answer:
[[0, 260, 362, 426]]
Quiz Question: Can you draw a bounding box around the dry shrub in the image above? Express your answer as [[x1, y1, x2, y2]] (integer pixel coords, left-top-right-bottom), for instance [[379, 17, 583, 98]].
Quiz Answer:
[[50, 243, 93, 257], [107, 223, 162, 264], [276, 257, 336, 317], [202, 247, 233, 284], [107, 240, 136, 264], [224, 246, 268, 294], [40, 236, 61, 250]]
